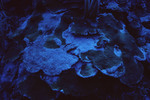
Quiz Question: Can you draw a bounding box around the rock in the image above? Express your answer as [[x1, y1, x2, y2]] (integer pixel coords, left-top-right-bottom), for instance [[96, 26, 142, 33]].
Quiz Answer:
[[44, 36, 62, 49], [127, 12, 142, 37], [147, 53, 150, 63], [136, 37, 146, 46], [2, 0, 34, 16], [106, 1, 123, 11], [140, 15, 150, 22], [75, 62, 98, 78], [115, 0, 129, 5], [1, 63, 17, 83], [50, 70, 100, 96], [18, 75, 56, 100], [145, 43, 150, 63], [38, 12, 63, 34], [142, 21, 150, 29]]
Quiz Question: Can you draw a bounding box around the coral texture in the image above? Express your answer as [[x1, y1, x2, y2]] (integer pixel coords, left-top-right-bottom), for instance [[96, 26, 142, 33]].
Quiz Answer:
[[21, 36, 78, 76]]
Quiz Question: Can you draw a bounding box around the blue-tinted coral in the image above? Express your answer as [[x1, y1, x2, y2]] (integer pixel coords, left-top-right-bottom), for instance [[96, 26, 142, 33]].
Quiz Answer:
[[75, 61, 98, 78], [62, 26, 100, 55], [21, 36, 78, 76], [1, 63, 17, 83], [1, 0, 150, 99], [38, 12, 63, 33]]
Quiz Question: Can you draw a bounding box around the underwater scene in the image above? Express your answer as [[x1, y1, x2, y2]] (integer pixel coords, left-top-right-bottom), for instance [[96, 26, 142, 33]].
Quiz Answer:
[[0, 0, 150, 100]]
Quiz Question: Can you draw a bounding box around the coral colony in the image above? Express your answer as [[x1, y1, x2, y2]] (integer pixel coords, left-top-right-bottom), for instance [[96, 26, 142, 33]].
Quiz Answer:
[[0, 0, 150, 100]]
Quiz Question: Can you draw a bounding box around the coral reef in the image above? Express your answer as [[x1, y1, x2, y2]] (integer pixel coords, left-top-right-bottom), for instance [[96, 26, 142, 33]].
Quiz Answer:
[[0, 0, 150, 99]]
